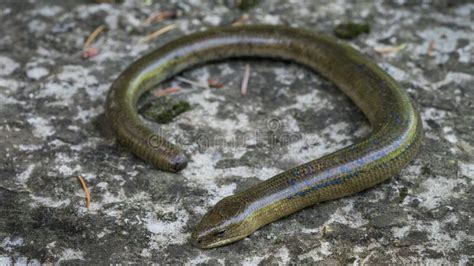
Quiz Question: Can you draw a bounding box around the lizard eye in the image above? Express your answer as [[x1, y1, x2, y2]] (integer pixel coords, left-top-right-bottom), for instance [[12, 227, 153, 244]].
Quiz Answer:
[[215, 230, 226, 237]]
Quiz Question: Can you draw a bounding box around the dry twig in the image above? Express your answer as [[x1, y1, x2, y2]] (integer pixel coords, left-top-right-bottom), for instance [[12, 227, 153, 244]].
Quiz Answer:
[[82, 47, 100, 59]]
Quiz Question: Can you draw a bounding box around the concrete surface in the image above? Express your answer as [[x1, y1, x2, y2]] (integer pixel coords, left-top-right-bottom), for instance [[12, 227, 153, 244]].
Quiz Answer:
[[0, 0, 473, 264]]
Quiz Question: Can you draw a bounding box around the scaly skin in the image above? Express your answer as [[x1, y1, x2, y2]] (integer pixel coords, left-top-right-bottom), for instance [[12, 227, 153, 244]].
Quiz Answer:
[[105, 25, 423, 249]]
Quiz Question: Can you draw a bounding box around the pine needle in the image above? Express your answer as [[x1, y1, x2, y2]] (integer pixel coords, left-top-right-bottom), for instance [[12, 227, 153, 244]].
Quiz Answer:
[[207, 79, 224, 88], [241, 64, 250, 96], [231, 14, 250, 26], [76, 175, 91, 209], [143, 10, 177, 26], [176, 76, 209, 89], [83, 25, 106, 49], [153, 87, 180, 97], [427, 41, 436, 57], [374, 43, 407, 56], [141, 24, 177, 43]]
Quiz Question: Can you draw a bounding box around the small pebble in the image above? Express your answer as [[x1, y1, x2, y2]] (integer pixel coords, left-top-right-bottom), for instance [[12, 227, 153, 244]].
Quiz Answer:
[[26, 67, 49, 80]]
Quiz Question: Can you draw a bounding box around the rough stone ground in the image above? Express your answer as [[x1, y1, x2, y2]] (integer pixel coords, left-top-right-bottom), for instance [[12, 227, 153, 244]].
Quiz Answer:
[[0, 0, 473, 264]]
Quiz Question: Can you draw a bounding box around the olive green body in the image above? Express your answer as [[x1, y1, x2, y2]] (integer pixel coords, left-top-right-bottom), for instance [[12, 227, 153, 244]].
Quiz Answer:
[[105, 25, 423, 248]]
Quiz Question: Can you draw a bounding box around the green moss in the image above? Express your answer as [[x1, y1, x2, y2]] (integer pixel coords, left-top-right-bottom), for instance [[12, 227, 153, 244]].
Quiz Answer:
[[237, 0, 260, 11], [141, 97, 191, 124], [398, 186, 408, 203], [334, 23, 370, 40]]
